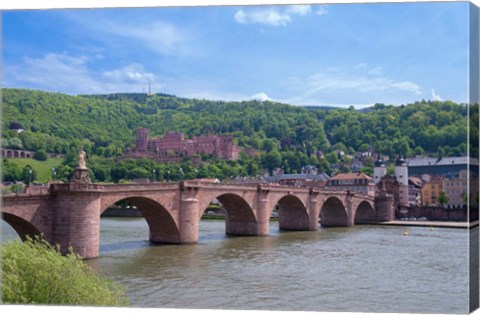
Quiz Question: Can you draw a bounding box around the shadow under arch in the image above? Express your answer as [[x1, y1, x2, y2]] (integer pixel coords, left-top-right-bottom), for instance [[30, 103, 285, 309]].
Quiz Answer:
[[199, 193, 258, 236], [355, 201, 376, 224], [276, 195, 310, 231], [320, 197, 348, 227], [101, 197, 180, 244], [1, 212, 41, 241]]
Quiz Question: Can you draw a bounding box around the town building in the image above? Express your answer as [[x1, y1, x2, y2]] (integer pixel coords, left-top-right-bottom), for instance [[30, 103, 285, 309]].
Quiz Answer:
[[126, 128, 240, 161], [408, 177, 423, 207], [407, 156, 478, 177], [326, 172, 375, 196], [420, 175, 444, 207], [442, 169, 468, 209], [407, 156, 478, 209], [264, 166, 330, 188]]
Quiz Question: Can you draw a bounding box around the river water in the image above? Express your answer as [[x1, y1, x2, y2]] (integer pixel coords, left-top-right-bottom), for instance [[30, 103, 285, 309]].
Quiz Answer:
[[1, 218, 474, 314]]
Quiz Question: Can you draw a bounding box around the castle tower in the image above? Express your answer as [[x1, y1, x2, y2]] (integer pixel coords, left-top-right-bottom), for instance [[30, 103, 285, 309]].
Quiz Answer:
[[373, 155, 386, 185], [394, 155, 409, 207], [135, 128, 149, 152]]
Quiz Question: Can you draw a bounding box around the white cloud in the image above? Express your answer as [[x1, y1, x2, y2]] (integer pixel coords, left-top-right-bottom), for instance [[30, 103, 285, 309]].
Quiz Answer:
[[431, 88, 443, 101], [307, 73, 422, 95], [368, 66, 383, 76], [250, 92, 272, 101], [281, 68, 423, 106], [102, 63, 157, 84], [287, 5, 312, 16], [114, 21, 191, 56], [234, 5, 327, 27], [64, 13, 192, 56], [390, 81, 422, 95], [355, 63, 368, 69], [234, 9, 291, 27], [9, 53, 98, 93], [6, 52, 162, 94], [315, 7, 328, 16]]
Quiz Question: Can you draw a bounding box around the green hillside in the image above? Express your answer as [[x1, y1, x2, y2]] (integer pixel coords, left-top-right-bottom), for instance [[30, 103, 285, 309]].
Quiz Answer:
[[1, 88, 472, 183], [4, 158, 63, 183]]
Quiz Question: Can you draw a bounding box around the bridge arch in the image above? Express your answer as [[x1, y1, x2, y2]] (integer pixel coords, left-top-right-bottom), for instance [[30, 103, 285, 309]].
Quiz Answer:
[[354, 200, 376, 224], [102, 196, 180, 244], [274, 195, 310, 231], [198, 193, 257, 236], [320, 197, 348, 227], [1, 212, 42, 241]]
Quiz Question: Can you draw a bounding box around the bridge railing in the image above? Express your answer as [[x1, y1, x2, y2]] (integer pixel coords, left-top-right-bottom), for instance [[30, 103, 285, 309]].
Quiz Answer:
[[50, 182, 106, 193], [101, 182, 180, 192]]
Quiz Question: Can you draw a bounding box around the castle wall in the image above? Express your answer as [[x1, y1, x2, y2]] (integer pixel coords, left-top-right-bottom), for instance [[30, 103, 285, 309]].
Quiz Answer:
[[131, 129, 239, 161]]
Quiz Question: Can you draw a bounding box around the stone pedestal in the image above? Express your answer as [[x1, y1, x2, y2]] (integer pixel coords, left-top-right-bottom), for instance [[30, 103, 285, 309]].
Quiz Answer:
[[70, 167, 91, 183]]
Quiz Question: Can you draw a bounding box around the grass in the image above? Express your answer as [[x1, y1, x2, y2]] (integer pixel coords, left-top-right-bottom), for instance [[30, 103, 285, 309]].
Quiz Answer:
[[6, 158, 63, 183]]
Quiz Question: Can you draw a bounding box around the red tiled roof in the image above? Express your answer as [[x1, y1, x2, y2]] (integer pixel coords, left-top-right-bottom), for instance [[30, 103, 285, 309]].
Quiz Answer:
[[329, 172, 372, 180]]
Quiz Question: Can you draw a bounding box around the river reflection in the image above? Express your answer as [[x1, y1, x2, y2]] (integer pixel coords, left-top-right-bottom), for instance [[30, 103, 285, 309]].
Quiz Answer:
[[0, 218, 473, 313], [80, 218, 472, 314]]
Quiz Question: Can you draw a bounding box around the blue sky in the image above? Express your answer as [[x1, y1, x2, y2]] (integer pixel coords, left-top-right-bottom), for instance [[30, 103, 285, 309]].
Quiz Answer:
[[2, 2, 470, 107]]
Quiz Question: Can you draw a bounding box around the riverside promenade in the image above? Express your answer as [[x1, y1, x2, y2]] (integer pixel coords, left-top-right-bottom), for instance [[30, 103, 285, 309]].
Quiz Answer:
[[375, 220, 479, 229]]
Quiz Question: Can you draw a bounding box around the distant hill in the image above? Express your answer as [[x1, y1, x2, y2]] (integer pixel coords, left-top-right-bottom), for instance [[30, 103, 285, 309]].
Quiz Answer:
[[1, 88, 470, 163], [303, 105, 342, 111]]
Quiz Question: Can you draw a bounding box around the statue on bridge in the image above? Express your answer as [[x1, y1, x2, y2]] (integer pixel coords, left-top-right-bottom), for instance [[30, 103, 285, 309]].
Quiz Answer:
[[70, 148, 91, 183], [78, 149, 87, 169]]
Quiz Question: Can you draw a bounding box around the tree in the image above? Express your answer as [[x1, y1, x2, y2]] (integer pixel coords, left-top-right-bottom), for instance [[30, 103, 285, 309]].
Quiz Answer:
[[33, 150, 48, 161], [127, 167, 150, 179], [21, 165, 36, 184], [1, 236, 128, 306], [413, 146, 424, 156], [325, 152, 339, 164], [8, 137, 23, 149], [2, 159, 22, 182], [439, 191, 449, 208], [262, 150, 282, 174]]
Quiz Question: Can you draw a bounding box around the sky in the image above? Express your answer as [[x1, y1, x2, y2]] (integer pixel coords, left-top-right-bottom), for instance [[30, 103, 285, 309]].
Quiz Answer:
[[1, 1, 471, 107]]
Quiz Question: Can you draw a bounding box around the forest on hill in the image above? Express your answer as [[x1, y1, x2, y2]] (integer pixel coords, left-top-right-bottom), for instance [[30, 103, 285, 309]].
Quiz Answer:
[[1, 88, 473, 183]]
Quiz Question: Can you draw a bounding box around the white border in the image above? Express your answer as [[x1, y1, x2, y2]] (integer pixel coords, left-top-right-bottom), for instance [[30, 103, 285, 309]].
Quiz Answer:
[[1, 1, 479, 315], [0, 0, 475, 10]]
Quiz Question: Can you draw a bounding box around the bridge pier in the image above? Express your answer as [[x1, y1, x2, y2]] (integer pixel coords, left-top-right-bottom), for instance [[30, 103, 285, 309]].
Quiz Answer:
[[50, 184, 104, 259], [345, 193, 355, 227], [308, 193, 319, 231], [180, 197, 200, 243], [254, 195, 270, 236]]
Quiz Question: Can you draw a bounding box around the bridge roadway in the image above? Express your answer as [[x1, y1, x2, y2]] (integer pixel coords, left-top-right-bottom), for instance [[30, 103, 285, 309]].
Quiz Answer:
[[1, 180, 394, 259]]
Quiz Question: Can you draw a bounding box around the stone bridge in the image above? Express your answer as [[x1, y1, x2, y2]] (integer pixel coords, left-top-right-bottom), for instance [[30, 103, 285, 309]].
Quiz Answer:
[[1, 180, 394, 259]]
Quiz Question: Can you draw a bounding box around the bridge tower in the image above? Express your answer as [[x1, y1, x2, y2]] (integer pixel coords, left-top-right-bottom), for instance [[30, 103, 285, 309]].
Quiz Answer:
[[374, 191, 395, 221], [394, 155, 409, 207], [373, 154, 387, 185]]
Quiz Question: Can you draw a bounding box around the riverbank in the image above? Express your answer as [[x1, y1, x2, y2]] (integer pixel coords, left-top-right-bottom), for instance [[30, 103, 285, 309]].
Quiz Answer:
[[371, 220, 478, 229]]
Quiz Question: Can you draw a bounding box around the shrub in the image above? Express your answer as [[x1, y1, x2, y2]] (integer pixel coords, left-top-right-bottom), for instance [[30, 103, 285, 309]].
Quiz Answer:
[[33, 150, 48, 161], [1, 237, 129, 306]]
